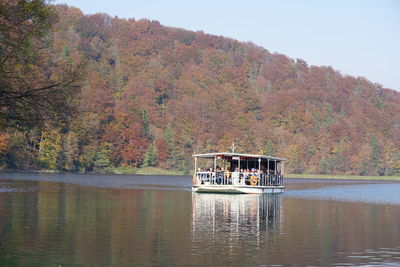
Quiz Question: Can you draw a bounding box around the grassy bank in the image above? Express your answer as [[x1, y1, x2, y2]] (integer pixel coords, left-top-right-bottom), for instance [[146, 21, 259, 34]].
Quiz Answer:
[[105, 166, 187, 176], [286, 173, 400, 181], [107, 168, 400, 181]]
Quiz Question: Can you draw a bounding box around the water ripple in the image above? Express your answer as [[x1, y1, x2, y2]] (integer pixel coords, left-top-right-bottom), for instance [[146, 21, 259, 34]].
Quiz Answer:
[[286, 183, 400, 205]]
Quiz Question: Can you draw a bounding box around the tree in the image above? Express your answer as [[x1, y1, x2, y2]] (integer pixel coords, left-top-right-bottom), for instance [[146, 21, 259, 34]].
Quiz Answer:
[[285, 144, 304, 174], [164, 124, 178, 169], [319, 158, 328, 175], [262, 140, 275, 156], [155, 137, 169, 167], [0, 0, 83, 130], [0, 132, 10, 169], [142, 143, 157, 167], [2, 132, 29, 169], [38, 129, 62, 170], [0, 133, 10, 155], [59, 131, 79, 171], [93, 145, 112, 170], [119, 122, 148, 167], [370, 135, 381, 175], [141, 108, 150, 137], [1, 3, 400, 175]]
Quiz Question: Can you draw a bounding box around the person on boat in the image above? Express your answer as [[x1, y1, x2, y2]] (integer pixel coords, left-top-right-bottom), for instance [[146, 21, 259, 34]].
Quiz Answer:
[[208, 170, 212, 184], [225, 168, 232, 185], [245, 169, 251, 185], [215, 167, 223, 184], [255, 169, 262, 185], [225, 168, 231, 178], [232, 168, 240, 185]]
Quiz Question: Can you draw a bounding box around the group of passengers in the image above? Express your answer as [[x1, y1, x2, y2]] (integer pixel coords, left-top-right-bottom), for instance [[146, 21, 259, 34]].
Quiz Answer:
[[198, 167, 281, 177], [197, 167, 282, 185]]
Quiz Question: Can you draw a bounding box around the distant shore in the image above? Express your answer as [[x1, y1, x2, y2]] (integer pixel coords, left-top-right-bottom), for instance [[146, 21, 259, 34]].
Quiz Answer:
[[1, 168, 399, 181], [106, 168, 400, 180], [0, 167, 187, 176], [105, 166, 187, 176], [285, 174, 400, 181]]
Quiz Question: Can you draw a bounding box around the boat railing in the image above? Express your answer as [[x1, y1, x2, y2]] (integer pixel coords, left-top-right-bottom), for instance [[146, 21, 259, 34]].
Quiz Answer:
[[194, 171, 284, 187]]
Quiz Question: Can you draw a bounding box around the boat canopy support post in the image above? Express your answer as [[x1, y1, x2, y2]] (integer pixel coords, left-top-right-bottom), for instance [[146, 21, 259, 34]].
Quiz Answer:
[[275, 160, 277, 174], [258, 158, 261, 171], [194, 157, 197, 173], [214, 156, 216, 171]]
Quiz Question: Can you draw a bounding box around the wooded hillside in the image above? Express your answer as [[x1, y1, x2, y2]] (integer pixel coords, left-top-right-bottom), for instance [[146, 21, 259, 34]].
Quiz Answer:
[[1, 4, 399, 175]]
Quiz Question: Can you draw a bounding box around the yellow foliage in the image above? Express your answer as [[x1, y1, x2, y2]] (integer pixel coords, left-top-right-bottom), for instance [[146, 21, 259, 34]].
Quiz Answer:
[[0, 133, 10, 155], [38, 130, 62, 170], [285, 144, 301, 161], [384, 146, 400, 171]]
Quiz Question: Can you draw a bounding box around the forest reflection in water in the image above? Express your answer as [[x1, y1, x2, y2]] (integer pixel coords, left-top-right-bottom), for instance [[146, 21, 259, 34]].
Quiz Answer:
[[0, 174, 399, 266], [192, 193, 283, 244], [191, 192, 400, 266]]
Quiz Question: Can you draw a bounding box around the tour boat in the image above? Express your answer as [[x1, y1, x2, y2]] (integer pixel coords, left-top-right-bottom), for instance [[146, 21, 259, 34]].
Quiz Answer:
[[192, 152, 285, 194]]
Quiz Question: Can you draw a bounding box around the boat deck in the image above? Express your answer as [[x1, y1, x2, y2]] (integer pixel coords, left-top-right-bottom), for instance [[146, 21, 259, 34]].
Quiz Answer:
[[193, 171, 284, 194], [192, 184, 285, 194], [192, 152, 285, 194]]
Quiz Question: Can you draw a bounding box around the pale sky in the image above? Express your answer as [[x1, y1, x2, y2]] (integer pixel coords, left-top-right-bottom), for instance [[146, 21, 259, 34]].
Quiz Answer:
[[55, 0, 400, 92]]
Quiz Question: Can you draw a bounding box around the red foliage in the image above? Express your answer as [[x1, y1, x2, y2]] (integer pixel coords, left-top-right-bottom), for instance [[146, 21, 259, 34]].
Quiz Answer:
[[42, 4, 400, 174], [119, 123, 148, 166], [155, 138, 169, 164]]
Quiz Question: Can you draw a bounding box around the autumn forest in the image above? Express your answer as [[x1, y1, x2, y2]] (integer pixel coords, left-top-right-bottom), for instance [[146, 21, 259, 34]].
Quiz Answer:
[[1, 1, 399, 176]]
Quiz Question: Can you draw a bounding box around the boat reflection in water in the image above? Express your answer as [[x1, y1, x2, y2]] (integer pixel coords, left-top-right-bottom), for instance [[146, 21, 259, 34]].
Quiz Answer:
[[191, 193, 283, 247]]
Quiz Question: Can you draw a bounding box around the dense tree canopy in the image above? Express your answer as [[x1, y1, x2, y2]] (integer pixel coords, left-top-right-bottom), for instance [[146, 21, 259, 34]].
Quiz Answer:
[[0, 3, 399, 175], [0, 0, 83, 129]]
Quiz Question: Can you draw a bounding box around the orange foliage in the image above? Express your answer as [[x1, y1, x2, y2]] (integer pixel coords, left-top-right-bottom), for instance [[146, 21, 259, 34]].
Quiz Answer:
[[4, 4, 399, 174], [0, 133, 10, 155]]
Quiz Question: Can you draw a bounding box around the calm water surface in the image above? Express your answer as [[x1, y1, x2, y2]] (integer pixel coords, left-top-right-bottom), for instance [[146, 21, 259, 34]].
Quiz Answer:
[[0, 172, 399, 266]]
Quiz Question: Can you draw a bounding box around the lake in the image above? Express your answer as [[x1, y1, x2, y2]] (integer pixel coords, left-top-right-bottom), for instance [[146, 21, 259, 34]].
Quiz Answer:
[[0, 172, 399, 266]]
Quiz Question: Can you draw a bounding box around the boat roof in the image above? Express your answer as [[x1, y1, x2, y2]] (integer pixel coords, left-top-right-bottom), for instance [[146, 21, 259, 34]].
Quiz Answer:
[[192, 152, 285, 161]]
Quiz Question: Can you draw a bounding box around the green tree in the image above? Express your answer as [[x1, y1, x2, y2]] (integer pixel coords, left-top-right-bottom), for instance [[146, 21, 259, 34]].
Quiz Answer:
[[93, 145, 111, 170], [2, 133, 29, 170], [164, 124, 179, 169], [141, 108, 150, 138], [142, 143, 158, 167], [370, 135, 380, 174], [165, 124, 175, 151], [38, 130, 62, 170], [319, 158, 328, 175], [79, 145, 96, 172], [262, 140, 275, 156], [358, 160, 369, 176], [59, 131, 79, 171]]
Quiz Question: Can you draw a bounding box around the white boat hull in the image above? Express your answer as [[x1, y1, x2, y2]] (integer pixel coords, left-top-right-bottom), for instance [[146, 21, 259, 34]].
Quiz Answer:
[[192, 185, 285, 194]]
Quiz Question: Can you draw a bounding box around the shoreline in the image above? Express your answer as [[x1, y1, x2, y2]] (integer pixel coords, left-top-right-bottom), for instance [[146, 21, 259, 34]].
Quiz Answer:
[[1, 169, 399, 181], [285, 174, 400, 181], [0, 167, 186, 176]]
